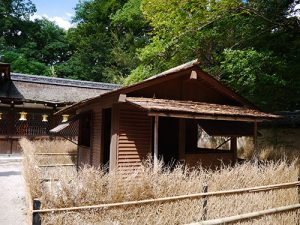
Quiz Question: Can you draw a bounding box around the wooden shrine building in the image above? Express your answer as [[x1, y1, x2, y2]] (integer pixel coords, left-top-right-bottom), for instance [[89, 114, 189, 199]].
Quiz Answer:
[[54, 60, 280, 170], [0, 63, 119, 154]]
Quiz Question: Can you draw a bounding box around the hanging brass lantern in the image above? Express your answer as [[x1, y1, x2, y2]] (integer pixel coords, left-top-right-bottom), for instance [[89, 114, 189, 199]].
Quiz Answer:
[[42, 114, 48, 122], [19, 112, 28, 121], [0, 112, 2, 120], [62, 114, 69, 123]]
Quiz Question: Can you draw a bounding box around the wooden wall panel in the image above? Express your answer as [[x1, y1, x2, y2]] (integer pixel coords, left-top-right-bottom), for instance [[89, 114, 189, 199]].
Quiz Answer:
[[12, 139, 21, 154], [0, 137, 22, 154], [185, 152, 233, 168], [0, 139, 12, 154], [128, 72, 240, 106], [116, 104, 152, 170]]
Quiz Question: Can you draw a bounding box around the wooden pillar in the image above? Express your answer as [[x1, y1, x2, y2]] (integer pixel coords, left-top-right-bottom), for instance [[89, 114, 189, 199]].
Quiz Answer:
[[89, 112, 94, 166], [231, 137, 237, 163], [109, 105, 119, 172], [253, 121, 258, 153], [154, 116, 159, 171]]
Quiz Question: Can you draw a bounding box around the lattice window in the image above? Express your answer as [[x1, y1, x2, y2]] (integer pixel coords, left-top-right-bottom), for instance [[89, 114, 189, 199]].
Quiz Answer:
[[0, 109, 79, 137], [15, 111, 50, 136], [50, 114, 79, 137]]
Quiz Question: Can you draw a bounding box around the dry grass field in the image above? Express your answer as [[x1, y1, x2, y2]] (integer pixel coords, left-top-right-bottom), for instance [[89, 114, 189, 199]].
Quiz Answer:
[[20, 138, 300, 225]]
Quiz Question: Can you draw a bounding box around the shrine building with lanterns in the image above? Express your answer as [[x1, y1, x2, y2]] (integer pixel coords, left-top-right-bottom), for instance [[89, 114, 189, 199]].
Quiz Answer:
[[0, 63, 120, 154]]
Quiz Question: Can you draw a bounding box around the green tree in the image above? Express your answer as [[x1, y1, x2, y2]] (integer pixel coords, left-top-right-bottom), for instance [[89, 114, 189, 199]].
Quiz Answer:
[[2, 50, 50, 75], [125, 0, 299, 110], [220, 49, 287, 111], [58, 0, 149, 83], [0, 0, 36, 47], [57, 0, 126, 82], [22, 18, 71, 66], [0, 1, 72, 76]]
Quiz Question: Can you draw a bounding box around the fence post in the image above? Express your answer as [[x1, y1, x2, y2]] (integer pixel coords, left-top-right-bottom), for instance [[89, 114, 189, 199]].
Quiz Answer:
[[203, 185, 208, 220], [32, 199, 41, 225], [298, 176, 300, 204]]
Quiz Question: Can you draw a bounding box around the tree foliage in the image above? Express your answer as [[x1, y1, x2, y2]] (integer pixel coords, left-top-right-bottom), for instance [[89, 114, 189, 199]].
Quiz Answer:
[[1, 0, 299, 111], [56, 0, 148, 83], [0, 0, 70, 76], [124, 0, 300, 110]]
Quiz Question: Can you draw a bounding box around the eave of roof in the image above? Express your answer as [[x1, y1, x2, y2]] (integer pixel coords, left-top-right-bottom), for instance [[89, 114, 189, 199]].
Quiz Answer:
[[126, 97, 281, 122]]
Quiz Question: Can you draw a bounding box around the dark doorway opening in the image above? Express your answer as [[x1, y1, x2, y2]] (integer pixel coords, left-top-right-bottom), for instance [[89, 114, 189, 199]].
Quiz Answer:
[[102, 108, 112, 171], [158, 117, 179, 168]]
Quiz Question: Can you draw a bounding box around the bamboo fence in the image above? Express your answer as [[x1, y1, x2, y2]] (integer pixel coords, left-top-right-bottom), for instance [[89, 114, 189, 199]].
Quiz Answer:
[[32, 181, 299, 214], [187, 204, 300, 225]]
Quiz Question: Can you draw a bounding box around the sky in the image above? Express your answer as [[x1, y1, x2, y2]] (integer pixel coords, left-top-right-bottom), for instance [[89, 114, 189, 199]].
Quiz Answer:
[[31, 0, 79, 30]]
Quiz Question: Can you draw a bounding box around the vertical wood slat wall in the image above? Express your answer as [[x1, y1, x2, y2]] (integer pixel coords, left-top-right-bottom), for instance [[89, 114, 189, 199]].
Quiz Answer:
[[77, 102, 103, 167], [91, 107, 102, 167], [117, 105, 152, 170]]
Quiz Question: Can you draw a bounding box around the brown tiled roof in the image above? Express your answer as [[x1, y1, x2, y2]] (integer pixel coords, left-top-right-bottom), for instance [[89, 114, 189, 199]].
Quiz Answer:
[[126, 97, 281, 121]]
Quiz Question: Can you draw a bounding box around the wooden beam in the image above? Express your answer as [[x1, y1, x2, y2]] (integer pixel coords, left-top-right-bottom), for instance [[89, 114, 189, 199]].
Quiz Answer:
[[34, 153, 77, 156], [154, 115, 159, 171], [148, 112, 262, 123], [38, 164, 75, 167]]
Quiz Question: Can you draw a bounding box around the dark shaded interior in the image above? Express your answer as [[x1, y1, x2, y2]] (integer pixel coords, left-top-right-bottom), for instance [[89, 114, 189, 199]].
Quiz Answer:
[[158, 117, 179, 166], [78, 112, 91, 147]]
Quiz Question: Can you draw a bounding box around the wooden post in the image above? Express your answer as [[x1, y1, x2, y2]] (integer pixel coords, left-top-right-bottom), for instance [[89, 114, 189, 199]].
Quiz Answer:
[[154, 116, 159, 171], [109, 105, 119, 172], [253, 122, 258, 154], [32, 199, 41, 225], [230, 137, 237, 163], [298, 176, 300, 203], [203, 185, 208, 220]]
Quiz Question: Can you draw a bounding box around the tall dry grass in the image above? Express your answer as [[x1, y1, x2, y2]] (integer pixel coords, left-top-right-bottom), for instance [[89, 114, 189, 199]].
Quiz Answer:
[[20, 138, 42, 198], [20, 138, 77, 198], [21, 139, 300, 225], [38, 161, 299, 225], [34, 139, 77, 153]]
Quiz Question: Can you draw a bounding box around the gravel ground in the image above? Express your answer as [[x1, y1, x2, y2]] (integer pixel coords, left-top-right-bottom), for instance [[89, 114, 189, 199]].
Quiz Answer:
[[0, 156, 27, 225]]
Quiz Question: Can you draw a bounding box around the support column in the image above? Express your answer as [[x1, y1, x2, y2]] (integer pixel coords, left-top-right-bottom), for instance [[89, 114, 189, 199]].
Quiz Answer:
[[154, 116, 159, 171], [253, 121, 258, 153], [109, 105, 119, 172], [231, 137, 237, 163]]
